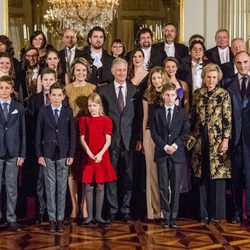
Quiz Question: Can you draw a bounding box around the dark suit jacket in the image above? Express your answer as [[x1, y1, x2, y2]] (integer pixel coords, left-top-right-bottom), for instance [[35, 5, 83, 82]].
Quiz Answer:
[[0, 99, 26, 158], [150, 105, 189, 164], [97, 82, 137, 151], [205, 46, 234, 79], [59, 48, 84, 73], [36, 104, 76, 159], [223, 74, 250, 146], [82, 46, 114, 85], [153, 42, 188, 62]]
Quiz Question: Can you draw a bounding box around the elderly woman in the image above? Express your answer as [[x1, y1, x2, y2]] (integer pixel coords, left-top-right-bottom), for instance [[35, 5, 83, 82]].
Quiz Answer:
[[190, 63, 232, 224]]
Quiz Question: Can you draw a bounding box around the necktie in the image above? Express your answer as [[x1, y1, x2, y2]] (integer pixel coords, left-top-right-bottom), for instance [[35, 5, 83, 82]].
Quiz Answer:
[[166, 108, 171, 127], [66, 49, 72, 71], [241, 77, 247, 99], [2, 103, 9, 121], [118, 86, 124, 112], [54, 109, 59, 123]]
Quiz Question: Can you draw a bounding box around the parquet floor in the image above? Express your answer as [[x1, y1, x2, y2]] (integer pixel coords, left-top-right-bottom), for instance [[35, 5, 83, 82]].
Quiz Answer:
[[1, 218, 250, 249]]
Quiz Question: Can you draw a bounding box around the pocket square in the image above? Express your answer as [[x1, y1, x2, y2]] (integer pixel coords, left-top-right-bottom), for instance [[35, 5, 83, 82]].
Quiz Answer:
[[11, 109, 18, 114]]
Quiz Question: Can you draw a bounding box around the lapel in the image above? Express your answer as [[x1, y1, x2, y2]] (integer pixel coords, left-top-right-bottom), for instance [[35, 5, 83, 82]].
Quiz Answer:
[[0, 103, 5, 123], [122, 83, 134, 113], [57, 105, 66, 126], [215, 47, 221, 64], [174, 43, 180, 59], [170, 106, 179, 130], [7, 99, 16, 122], [159, 107, 167, 129], [47, 105, 57, 127]]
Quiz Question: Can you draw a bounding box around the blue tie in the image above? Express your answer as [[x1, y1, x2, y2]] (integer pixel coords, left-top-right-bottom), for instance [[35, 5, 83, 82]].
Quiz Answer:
[[166, 108, 171, 127], [54, 109, 59, 123], [2, 103, 9, 121]]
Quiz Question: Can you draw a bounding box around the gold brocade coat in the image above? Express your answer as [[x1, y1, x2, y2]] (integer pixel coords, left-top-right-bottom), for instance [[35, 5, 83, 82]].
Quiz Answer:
[[190, 86, 232, 179]]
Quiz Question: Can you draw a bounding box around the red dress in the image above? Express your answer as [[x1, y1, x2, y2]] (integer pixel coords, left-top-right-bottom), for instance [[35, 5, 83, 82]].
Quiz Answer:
[[79, 115, 117, 184]]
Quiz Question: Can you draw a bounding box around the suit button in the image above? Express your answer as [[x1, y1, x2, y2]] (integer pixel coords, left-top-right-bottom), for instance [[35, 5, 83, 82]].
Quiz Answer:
[[53, 140, 56, 143], [56, 130, 58, 133], [5, 127, 7, 130], [169, 134, 171, 137]]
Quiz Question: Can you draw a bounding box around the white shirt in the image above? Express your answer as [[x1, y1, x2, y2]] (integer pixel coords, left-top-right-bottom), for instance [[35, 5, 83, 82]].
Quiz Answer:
[[238, 73, 249, 90], [66, 46, 76, 66], [218, 47, 229, 64], [51, 104, 62, 117], [163, 105, 178, 151], [114, 81, 127, 106], [91, 50, 103, 69], [191, 60, 203, 92], [141, 47, 151, 68], [32, 66, 39, 80], [0, 98, 11, 112], [164, 42, 175, 57]]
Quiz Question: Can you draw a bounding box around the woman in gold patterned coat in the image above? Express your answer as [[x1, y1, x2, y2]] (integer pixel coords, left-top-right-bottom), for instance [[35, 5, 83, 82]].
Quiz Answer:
[[66, 57, 96, 222], [190, 63, 232, 224]]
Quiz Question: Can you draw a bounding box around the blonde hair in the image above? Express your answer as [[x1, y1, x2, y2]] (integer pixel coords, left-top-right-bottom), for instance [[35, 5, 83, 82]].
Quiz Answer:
[[88, 92, 104, 115], [201, 63, 223, 83], [144, 66, 169, 104]]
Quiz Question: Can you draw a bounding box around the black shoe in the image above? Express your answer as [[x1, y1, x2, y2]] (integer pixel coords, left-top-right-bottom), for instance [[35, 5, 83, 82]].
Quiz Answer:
[[201, 217, 209, 224], [80, 218, 93, 227], [49, 221, 56, 233], [109, 214, 117, 221], [162, 219, 170, 228], [171, 219, 178, 228], [231, 215, 241, 224], [122, 214, 132, 223], [95, 218, 110, 226], [7, 222, 21, 232], [57, 220, 64, 232], [210, 218, 220, 224], [35, 214, 44, 225]]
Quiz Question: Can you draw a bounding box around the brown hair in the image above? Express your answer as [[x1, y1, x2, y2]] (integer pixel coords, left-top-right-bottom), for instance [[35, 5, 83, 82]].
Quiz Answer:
[[40, 67, 56, 80], [0, 75, 14, 88], [161, 82, 177, 94], [0, 52, 15, 77], [49, 82, 65, 95], [69, 57, 91, 82]]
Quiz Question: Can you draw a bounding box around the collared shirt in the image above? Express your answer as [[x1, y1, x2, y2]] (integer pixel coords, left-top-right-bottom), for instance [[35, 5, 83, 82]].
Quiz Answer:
[[191, 60, 203, 92], [0, 98, 11, 112], [164, 42, 175, 57], [114, 81, 127, 106], [141, 47, 151, 68], [66, 46, 76, 65], [51, 104, 62, 117], [32, 66, 39, 80], [238, 73, 249, 90], [218, 46, 229, 64]]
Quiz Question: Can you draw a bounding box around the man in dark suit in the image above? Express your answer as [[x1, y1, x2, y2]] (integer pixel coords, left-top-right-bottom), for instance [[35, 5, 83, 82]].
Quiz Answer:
[[205, 29, 234, 79], [223, 51, 250, 225], [150, 83, 189, 228], [82, 26, 114, 86], [97, 58, 136, 223], [36, 83, 76, 232], [154, 23, 188, 62], [127, 28, 163, 69], [58, 29, 83, 73], [0, 75, 26, 231]]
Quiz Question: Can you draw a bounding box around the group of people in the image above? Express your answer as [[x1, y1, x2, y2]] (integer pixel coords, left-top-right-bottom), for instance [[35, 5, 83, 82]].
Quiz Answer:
[[0, 23, 249, 233]]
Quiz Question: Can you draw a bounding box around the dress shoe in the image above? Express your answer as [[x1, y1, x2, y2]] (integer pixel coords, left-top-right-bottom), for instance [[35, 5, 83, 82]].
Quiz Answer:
[[109, 214, 117, 221], [162, 219, 170, 228], [49, 221, 56, 233], [35, 214, 44, 225], [95, 218, 110, 226], [80, 218, 93, 227], [7, 222, 21, 232], [231, 215, 241, 224], [57, 220, 64, 232], [171, 219, 178, 228], [122, 214, 132, 223], [210, 218, 220, 224], [201, 217, 209, 224]]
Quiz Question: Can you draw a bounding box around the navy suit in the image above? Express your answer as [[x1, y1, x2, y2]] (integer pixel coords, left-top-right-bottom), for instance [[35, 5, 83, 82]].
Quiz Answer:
[[0, 99, 26, 222], [150, 105, 189, 220], [205, 46, 234, 79], [223, 74, 250, 218], [153, 42, 188, 62], [36, 104, 76, 221]]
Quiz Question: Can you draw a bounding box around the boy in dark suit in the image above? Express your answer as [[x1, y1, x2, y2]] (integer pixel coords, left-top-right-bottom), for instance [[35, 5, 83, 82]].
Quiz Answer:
[[36, 83, 76, 232], [0, 76, 26, 231], [150, 83, 189, 228], [27, 68, 57, 224]]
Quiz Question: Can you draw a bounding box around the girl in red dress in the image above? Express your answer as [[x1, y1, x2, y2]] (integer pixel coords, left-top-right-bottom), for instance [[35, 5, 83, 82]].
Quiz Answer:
[[79, 93, 117, 225]]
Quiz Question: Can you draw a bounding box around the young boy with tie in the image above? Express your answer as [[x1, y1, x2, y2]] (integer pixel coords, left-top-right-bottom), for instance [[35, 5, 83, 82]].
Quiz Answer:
[[0, 76, 26, 231], [36, 83, 76, 232], [150, 83, 189, 228]]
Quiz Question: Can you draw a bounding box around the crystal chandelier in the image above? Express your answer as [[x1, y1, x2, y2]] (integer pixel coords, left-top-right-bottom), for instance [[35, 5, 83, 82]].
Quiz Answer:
[[44, 0, 119, 39]]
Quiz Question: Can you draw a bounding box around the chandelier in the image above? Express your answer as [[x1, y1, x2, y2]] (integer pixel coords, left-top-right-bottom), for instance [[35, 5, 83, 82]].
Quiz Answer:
[[44, 0, 119, 39]]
